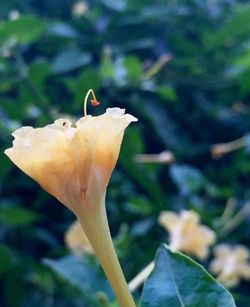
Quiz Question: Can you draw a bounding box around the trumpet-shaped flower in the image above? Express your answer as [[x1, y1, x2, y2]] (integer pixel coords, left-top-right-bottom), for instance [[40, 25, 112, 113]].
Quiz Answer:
[[5, 90, 137, 307], [210, 244, 250, 287], [65, 220, 93, 256], [5, 107, 137, 216], [158, 210, 215, 259]]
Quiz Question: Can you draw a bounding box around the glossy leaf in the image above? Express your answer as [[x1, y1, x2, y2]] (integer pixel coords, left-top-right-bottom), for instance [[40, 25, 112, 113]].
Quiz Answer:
[[44, 255, 112, 304], [52, 48, 92, 74], [0, 205, 40, 225], [141, 244, 236, 307], [0, 16, 45, 44], [206, 5, 250, 49]]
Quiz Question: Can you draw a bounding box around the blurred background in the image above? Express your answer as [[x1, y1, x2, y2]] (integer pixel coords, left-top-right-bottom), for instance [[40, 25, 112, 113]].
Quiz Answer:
[[1, 0, 250, 306]]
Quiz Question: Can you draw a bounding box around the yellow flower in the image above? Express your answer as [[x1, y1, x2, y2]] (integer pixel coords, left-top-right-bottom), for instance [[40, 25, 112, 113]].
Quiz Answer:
[[158, 210, 215, 259], [65, 220, 93, 256], [5, 106, 137, 216], [5, 90, 137, 307], [210, 244, 250, 288]]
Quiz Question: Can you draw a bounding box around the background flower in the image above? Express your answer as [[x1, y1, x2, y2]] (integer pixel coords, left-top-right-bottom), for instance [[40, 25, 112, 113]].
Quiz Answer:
[[64, 220, 93, 256], [159, 210, 216, 259], [210, 245, 250, 288]]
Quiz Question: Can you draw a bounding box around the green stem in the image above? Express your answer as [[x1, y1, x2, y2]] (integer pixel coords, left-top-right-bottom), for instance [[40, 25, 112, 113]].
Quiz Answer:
[[143, 54, 171, 80], [220, 203, 250, 236], [77, 200, 136, 307]]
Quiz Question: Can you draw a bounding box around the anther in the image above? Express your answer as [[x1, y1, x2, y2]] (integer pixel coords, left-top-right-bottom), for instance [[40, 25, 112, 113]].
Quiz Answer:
[[91, 99, 100, 106], [84, 89, 100, 116]]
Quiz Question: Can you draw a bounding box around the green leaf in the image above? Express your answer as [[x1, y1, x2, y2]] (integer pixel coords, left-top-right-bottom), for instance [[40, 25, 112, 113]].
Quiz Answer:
[[239, 68, 250, 98], [44, 255, 112, 303], [29, 61, 51, 94], [123, 56, 142, 82], [141, 244, 236, 307], [0, 16, 46, 45], [73, 68, 102, 103], [0, 245, 16, 275], [206, 5, 250, 49], [0, 205, 40, 225], [16, 60, 50, 115], [157, 86, 177, 102], [234, 49, 250, 69], [137, 100, 190, 154], [101, 0, 127, 11], [99, 51, 115, 80], [120, 127, 166, 204], [170, 164, 205, 196], [47, 22, 78, 38], [52, 48, 92, 74]]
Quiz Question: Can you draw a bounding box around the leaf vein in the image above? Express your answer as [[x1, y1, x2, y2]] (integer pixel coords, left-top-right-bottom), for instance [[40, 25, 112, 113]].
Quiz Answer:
[[166, 252, 185, 307]]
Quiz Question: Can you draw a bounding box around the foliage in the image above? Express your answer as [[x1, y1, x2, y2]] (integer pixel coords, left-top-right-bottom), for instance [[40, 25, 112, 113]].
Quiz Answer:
[[141, 244, 235, 307], [0, 0, 250, 306]]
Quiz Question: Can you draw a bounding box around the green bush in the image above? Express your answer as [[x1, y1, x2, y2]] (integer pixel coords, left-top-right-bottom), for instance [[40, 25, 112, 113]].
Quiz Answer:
[[0, 1, 250, 306]]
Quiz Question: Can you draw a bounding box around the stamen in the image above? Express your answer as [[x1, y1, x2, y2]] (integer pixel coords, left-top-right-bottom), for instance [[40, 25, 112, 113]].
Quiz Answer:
[[84, 89, 100, 116]]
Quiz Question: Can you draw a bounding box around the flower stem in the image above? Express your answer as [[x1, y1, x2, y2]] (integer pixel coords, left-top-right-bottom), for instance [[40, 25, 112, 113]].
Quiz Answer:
[[77, 202, 136, 307], [128, 261, 154, 293]]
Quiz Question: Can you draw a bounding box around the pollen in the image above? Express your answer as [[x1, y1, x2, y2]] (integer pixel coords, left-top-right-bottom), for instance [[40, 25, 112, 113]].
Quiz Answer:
[[91, 99, 100, 107]]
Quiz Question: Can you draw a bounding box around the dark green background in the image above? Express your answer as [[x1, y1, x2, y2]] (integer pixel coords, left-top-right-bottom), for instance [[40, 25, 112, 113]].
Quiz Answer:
[[0, 0, 250, 306]]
